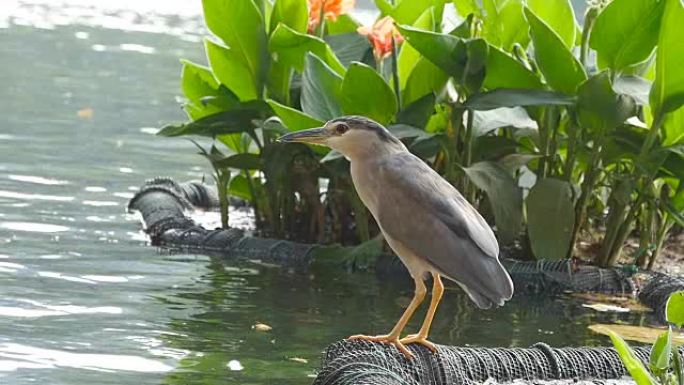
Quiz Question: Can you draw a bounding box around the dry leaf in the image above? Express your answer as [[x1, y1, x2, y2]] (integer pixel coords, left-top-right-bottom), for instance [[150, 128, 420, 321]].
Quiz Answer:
[[582, 303, 630, 313], [289, 357, 308, 364], [571, 293, 651, 312], [77, 107, 94, 119], [589, 323, 684, 344], [252, 322, 272, 332]]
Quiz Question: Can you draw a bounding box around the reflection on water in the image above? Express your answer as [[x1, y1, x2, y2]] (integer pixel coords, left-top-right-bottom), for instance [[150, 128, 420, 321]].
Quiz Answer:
[[0, 1, 645, 385]]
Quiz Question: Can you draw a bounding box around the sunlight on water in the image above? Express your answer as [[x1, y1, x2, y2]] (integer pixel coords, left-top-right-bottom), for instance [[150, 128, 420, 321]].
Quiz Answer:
[[0, 190, 74, 202], [0, 222, 70, 233], [0, 343, 173, 372], [7, 175, 70, 185]]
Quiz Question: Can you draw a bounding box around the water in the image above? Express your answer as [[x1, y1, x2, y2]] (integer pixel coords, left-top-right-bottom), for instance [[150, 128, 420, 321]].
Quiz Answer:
[[0, 1, 647, 384]]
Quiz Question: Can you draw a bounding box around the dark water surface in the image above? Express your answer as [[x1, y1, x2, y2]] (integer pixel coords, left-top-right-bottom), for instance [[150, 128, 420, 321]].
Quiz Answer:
[[0, 2, 644, 385]]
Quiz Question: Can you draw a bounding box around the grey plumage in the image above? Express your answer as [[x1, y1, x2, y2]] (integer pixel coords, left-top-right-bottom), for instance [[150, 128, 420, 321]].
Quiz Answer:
[[373, 152, 513, 309]]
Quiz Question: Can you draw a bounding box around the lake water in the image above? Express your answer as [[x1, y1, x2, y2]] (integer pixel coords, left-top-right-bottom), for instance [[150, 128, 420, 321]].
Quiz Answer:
[[0, 1, 643, 384]]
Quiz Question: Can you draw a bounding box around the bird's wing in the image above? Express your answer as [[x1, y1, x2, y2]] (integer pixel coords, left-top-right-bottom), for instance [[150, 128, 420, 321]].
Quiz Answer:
[[375, 153, 513, 308]]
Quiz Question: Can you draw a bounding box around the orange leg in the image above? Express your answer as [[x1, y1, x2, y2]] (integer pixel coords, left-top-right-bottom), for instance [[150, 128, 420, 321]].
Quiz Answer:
[[399, 273, 444, 352], [348, 276, 427, 359]]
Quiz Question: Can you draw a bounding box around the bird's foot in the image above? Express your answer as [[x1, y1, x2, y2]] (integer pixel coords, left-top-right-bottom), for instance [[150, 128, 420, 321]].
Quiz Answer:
[[399, 334, 438, 353], [347, 334, 414, 359]]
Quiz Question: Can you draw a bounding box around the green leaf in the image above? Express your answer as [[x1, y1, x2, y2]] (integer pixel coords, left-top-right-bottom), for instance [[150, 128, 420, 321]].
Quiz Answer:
[[526, 0, 576, 48], [390, 0, 435, 25], [650, 0, 684, 116], [180, 60, 239, 119], [341, 62, 397, 125], [205, 39, 260, 101], [269, 24, 346, 75], [589, 0, 664, 72], [158, 102, 269, 137], [228, 174, 253, 202], [472, 107, 537, 137], [465, 89, 575, 110], [269, 0, 307, 34], [301, 53, 344, 121], [481, 0, 529, 51], [325, 33, 371, 68], [666, 291, 684, 327], [453, 0, 480, 18], [266, 99, 324, 131], [402, 57, 449, 106], [397, 25, 463, 77], [663, 106, 684, 146], [397, 7, 435, 91], [461, 161, 523, 244], [387, 124, 434, 141], [483, 46, 543, 90], [396, 93, 436, 128], [525, 7, 587, 94], [649, 327, 673, 374], [526, 178, 576, 260], [577, 72, 637, 133], [202, 0, 267, 96], [326, 14, 361, 35], [607, 330, 657, 385], [214, 153, 261, 170]]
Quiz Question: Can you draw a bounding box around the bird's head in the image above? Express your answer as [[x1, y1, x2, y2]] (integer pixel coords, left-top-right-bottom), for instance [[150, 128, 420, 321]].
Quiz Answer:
[[277, 115, 404, 160]]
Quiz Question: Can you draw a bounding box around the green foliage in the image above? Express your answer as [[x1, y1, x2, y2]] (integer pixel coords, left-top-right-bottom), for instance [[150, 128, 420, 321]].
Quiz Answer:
[[667, 291, 684, 328], [526, 178, 575, 260], [159, 0, 684, 265]]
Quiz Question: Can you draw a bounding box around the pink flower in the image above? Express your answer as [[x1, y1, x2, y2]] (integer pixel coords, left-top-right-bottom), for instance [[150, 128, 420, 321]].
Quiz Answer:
[[357, 16, 404, 62], [308, 0, 355, 33]]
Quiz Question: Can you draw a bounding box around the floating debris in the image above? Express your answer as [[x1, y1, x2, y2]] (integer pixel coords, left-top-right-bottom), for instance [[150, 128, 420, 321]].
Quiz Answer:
[[252, 322, 272, 332]]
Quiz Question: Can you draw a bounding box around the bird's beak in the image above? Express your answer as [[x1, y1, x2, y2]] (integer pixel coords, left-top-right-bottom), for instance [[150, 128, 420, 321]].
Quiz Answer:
[[277, 127, 329, 145]]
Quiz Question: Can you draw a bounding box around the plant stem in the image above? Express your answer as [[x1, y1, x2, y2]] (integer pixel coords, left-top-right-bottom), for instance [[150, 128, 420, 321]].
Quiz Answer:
[[318, 1, 326, 39], [390, 36, 402, 110], [580, 6, 599, 68], [563, 110, 579, 181]]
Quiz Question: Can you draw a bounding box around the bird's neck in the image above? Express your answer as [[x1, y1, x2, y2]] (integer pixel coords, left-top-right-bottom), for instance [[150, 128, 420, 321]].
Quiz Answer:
[[340, 139, 408, 163]]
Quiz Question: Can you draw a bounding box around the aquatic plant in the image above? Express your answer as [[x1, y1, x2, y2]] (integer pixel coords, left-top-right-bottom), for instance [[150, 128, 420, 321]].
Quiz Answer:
[[159, 0, 684, 267]]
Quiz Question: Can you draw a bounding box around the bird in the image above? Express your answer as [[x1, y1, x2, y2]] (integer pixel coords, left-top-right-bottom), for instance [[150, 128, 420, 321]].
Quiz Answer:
[[278, 116, 514, 359]]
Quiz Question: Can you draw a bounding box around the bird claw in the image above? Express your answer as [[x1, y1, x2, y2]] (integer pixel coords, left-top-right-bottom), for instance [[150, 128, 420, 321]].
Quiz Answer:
[[347, 334, 414, 359], [399, 334, 438, 353]]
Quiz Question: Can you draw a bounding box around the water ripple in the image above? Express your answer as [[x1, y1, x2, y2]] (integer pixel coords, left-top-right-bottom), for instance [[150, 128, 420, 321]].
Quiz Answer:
[[0, 222, 70, 233]]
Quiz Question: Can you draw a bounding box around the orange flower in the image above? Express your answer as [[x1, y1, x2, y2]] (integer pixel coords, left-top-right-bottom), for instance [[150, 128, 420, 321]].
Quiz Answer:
[[357, 16, 404, 62], [308, 0, 355, 33]]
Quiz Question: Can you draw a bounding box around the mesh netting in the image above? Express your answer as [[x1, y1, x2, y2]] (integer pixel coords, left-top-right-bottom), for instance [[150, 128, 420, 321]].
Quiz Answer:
[[128, 177, 677, 320], [313, 340, 684, 385], [639, 273, 684, 323]]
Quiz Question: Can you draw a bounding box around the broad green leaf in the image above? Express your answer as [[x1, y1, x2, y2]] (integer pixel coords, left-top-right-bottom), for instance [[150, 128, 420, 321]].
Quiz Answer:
[[396, 93, 435, 128], [301, 53, 344, 121], [527, 0, 576, 48], [266, 59, 290, 104], [158, 102, 269, 137], [202, 0, 268, 95], [465, 89, 575, 110], [228, 174, 253, 202], [326, 14, 361, 35], [453, 0, 480, 18], [526, 178, 575, 260], [391, 0, 436, 25], [666, 291, 684, 327], [325, 33, 371, 67], [205, 39, 260, 101], [606, 330, 657, 385], [498, 154, 540, 174], [402, 57, 448, 106], [577, 72, 637, 133], [266, 99, 323, 132], [663, 107, 684, 146], [483, 46, 543, 90], [525, 8, 587, 94], [269, 0, 307, 34], [472, 107, 537, 137], [462, 161, 523, 244], [650, 0, 684, 117], [397, 7, 435, 90], [269, 24, 346, 75], [374, 0, 394, 17], [649, 327, 672, 374], [180, 60, 238, 119], [462, 38, 488, 92], [341, 62, 397, 125], [397, 25, 463, 77], [589, 0, 664, 72], [214, 153, 262, 170], [481, 0, 529, 51]]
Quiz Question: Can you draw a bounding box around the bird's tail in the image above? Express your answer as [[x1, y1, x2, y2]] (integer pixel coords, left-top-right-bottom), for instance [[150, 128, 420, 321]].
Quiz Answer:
[[452, 258, 514, 309]]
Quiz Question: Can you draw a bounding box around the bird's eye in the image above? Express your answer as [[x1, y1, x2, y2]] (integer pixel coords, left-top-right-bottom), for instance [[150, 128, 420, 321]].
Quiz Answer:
[[335, 123, 349, 135]]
